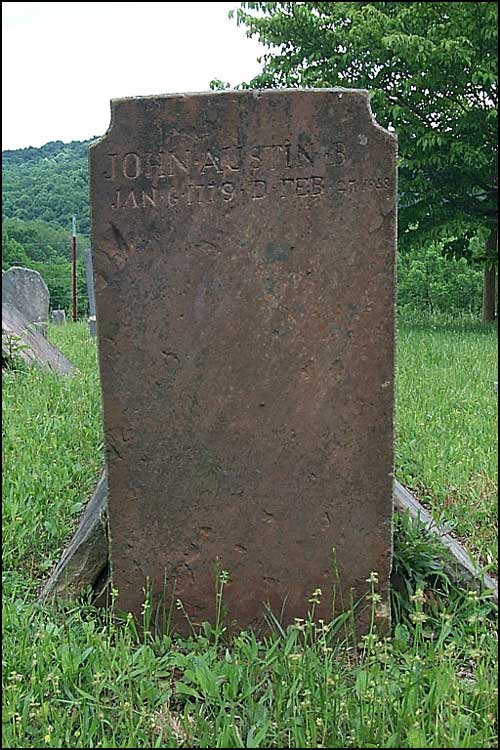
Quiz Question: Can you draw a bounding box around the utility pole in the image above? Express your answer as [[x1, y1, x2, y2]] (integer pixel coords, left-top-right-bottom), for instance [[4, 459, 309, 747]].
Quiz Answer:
[[72, 216, 77, 322]]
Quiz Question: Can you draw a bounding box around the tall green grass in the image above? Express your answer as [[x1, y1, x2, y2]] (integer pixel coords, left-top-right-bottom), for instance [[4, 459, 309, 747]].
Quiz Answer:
[[397, 313, 498, 569], [2, 326, 103, 600], [2, 316, 498, 748]]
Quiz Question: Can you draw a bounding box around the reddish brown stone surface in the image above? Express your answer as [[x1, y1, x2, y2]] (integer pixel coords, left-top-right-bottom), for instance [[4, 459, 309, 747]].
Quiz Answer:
[[89, 90, 397, 634]]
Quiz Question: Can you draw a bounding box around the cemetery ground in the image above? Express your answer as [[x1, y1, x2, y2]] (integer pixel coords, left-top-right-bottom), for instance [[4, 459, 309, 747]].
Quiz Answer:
[[3, 314, 498, 749]]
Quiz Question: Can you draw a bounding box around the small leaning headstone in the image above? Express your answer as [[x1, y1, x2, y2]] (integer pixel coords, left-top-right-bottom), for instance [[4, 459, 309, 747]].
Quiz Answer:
[[51, 309, 66, 325], [83, 249, 97, 338], [89, 89, 397, 634], [2, 303, 73, 375], [2, 266, 50, 337]]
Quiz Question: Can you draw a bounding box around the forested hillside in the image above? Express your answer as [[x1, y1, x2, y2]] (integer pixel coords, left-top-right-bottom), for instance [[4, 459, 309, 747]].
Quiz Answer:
[[2, 139, 95, 313], [3, 139, 94, 235]]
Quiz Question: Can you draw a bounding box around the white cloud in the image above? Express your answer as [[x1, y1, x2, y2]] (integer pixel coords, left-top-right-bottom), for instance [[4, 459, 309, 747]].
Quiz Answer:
[[2, 2, 267, 149]]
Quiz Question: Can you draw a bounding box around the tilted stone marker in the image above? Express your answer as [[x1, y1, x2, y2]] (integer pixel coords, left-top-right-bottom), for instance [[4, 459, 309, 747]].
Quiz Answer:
[[89, 89, 397, 633], [2, 266, 50, 337], [83, 248, 97, 338], [51, 309, 66, 325], [83, 249, 97, 317], [2, 303, 73, 375]]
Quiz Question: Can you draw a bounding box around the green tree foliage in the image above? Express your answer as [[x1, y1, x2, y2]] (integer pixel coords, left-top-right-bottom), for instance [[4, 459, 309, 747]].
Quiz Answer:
[[28, 259, 89, 315], [3, 139, 97, 315], [2, 217, 88, 265], [2, 139, 94, 234], [209, 79, 232, 91], [2, 20, 496, 319], [398, 243, 483, 315], [2, 225, 30, 268], [232, 2, 498, 316], [2, 218, 90, 316]]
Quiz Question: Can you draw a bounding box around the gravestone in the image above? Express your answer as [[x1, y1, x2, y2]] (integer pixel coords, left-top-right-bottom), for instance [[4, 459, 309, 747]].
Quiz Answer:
[[40, 472, 499, 606], [2, 303, 73, 375], [83, 249, 97, 338], [89, 89, 397, 633], [2, 266, 50, 337], [83, 249, 97, 316], [51, 309, 66, 325]]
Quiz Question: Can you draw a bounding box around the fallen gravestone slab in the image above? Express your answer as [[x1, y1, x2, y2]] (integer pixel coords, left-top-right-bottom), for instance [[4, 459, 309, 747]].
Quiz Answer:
[[89, 89, 397, 634], [3, 266, 50, 337], [39, 472, 109, 603], [40, 473, 498, 606], [2, 303, 74, 376], [393, 482, 497, 600]]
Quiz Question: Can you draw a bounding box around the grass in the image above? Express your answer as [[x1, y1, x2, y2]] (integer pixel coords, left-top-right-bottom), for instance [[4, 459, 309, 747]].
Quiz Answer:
[[397, 312, 498, 570], [2, 314, 498, 748], [2, 325, 103, 600]]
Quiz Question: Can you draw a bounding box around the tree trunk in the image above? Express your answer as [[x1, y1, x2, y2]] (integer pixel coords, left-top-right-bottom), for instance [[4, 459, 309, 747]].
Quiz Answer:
[[482, 230, 497, 322]]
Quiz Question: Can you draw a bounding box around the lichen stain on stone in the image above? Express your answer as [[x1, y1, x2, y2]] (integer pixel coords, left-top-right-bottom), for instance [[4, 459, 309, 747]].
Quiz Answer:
[[265, 241, 293, 263]]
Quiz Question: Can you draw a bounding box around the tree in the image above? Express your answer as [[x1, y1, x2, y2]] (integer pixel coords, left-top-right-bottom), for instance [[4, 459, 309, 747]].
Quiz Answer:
[[2, 226, 29, 269], [232, 2, 498, 319], [2, 138, 94, 235], [2, 217, 91, 315]]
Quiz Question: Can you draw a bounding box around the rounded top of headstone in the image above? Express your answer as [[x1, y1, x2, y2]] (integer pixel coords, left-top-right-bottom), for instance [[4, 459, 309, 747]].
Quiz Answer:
[[3, 265, 49, 290], [2, 266, 50, 328]]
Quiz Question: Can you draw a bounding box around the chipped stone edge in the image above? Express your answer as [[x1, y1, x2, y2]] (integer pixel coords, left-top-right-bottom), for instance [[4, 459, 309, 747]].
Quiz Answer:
[[39, 473, 497, 606], [90, 87, 397, 150], [108, 86, 374, 105]]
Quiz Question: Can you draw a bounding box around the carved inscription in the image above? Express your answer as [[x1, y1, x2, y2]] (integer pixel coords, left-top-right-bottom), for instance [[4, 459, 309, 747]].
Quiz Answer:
[[104, 139, 392, 211], [89, 89, 397, 635]]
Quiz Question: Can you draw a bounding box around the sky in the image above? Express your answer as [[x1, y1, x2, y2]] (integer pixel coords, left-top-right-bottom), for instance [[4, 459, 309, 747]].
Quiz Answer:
[[2, 2, 268, 150]]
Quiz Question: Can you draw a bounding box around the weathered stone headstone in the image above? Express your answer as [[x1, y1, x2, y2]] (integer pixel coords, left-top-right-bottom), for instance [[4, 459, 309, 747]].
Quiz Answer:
[[51, 309, 66, 325], [83, 249, 97, 338], [39, 471, 109, 603], [2, 303, 73, 375], [89, 89, 397, 633], [83, 249, 97, 316], [2, 266, 50, 337], [40, 472, 499, 606]]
